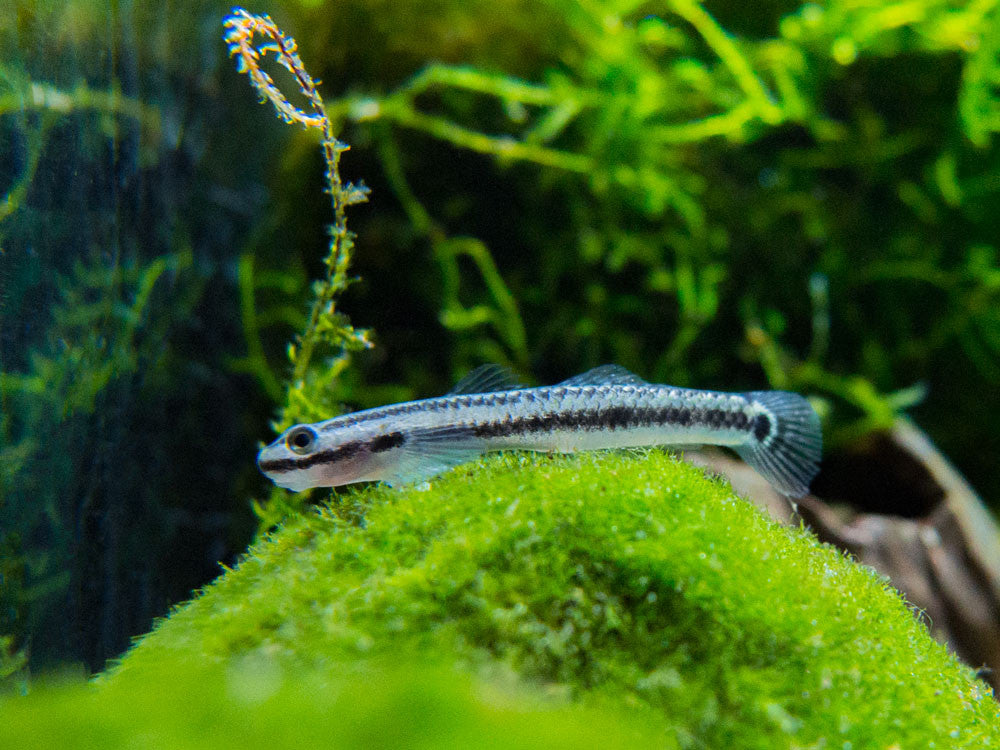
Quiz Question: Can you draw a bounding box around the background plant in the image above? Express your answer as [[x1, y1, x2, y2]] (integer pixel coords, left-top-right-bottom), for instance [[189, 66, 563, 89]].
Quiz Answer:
[[265, 0, 1000, 479], [222, 8, 375, 525], [228, 0, 1000, 522]]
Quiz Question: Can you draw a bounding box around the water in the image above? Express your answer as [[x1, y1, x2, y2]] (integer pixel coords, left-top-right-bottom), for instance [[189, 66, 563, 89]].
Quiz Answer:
[[1, 1, 273, 672]]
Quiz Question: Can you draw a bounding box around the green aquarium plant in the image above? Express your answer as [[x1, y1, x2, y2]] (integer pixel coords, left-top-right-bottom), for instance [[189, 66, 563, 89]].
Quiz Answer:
[[235, 0, 1000, 502], [223, 8, 374, 526], [230, 0, 1000, 524], [0, 250, 204, 669]]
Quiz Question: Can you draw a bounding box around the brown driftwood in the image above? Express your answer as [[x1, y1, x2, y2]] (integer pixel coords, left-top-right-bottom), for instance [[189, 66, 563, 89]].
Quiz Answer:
[[686, 420, 1000, 691]]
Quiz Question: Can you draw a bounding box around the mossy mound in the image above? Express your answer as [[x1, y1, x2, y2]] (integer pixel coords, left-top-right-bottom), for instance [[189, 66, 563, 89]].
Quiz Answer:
[[5, 451, 1000, 746]]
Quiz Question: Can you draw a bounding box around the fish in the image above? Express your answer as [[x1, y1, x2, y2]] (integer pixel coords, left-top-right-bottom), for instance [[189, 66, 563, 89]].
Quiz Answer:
[[257, 364, 822, 497]]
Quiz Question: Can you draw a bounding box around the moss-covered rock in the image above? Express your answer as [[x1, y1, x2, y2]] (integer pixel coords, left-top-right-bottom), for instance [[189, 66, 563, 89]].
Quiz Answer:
[[4, 451, 999, 746]]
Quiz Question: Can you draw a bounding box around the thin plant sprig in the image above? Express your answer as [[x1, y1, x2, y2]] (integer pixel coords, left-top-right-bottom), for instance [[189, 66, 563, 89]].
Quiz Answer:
[[223, 8, 371, 430]]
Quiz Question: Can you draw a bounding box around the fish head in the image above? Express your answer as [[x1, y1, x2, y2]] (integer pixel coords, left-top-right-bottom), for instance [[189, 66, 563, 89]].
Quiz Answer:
[[256, 420, 391, 491]]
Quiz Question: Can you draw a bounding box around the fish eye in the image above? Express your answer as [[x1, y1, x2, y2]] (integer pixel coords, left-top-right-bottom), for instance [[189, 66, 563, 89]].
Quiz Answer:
[[286, 425, 317, 455]]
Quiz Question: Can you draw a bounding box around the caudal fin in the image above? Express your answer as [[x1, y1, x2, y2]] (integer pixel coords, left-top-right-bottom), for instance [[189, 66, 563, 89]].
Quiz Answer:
[[735, 391, 822, 498]]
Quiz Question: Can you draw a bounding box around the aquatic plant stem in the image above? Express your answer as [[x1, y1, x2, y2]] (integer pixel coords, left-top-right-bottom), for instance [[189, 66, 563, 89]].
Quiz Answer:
[[667, 0, 782, 124], [223, 9, 370, 424]]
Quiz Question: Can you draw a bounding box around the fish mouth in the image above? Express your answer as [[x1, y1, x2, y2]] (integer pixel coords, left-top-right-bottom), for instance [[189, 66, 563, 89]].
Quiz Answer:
[[256, 442, 343, 492], [256, 444, 294, 477], [257, 449, 312, 491]]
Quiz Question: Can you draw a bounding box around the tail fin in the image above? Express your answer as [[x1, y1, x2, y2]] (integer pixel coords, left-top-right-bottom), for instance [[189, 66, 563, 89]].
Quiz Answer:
[[735, 391, 822, 497]]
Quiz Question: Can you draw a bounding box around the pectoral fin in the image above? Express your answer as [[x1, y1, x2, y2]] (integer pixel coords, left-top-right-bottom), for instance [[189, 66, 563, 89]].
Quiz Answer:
[[381, 426, 486, 486]]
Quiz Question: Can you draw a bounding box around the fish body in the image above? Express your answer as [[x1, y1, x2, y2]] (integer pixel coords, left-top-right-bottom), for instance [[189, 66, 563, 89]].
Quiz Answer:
[[257, 365, 822, 497]]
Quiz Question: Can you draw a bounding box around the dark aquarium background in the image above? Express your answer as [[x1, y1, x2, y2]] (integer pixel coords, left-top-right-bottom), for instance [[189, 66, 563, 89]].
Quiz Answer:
[[3, 0, 1000, 676]]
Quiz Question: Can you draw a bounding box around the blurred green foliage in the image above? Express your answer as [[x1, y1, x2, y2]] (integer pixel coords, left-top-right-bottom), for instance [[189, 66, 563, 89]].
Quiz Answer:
[[2, 660, 671, 749], [0, 635, 28, 696], [1, 0, 272, 670], [0, 252, 200, 664]]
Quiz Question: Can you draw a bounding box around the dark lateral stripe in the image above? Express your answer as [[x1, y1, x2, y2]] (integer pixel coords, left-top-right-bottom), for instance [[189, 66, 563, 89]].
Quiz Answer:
[[469, 404, 751, 439], [370, 431, 405, 453], [260, 402, 757, 476], [259, 439, 364, 474], [260, 431, 408, 474]]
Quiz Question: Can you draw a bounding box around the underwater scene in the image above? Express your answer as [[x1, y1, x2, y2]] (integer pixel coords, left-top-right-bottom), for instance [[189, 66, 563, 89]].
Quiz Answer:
[[3, 0, 1000, 745]]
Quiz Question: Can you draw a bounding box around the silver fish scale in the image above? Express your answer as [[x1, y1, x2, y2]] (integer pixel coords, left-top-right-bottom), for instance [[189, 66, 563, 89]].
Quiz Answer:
[[324, 384, 753, 434], [363, 385, 758, 453]]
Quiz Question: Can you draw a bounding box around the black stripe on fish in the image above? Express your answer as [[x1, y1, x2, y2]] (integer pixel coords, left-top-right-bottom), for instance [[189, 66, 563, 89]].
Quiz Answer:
[[259, 431, 407, 473], [370, 431, 406, 453], [467, 403, 751, 439], [752, 413, 772, 443]]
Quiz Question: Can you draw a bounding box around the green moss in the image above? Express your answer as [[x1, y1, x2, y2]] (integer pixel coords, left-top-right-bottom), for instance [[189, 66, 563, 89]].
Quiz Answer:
[[1, 660, 667, 749], [4, 451, 994, 746]]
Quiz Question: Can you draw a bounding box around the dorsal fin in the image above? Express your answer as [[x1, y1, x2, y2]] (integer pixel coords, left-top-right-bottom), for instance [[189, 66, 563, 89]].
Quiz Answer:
[[447, 364, 525, 395], [557, 364, 649, 387]]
